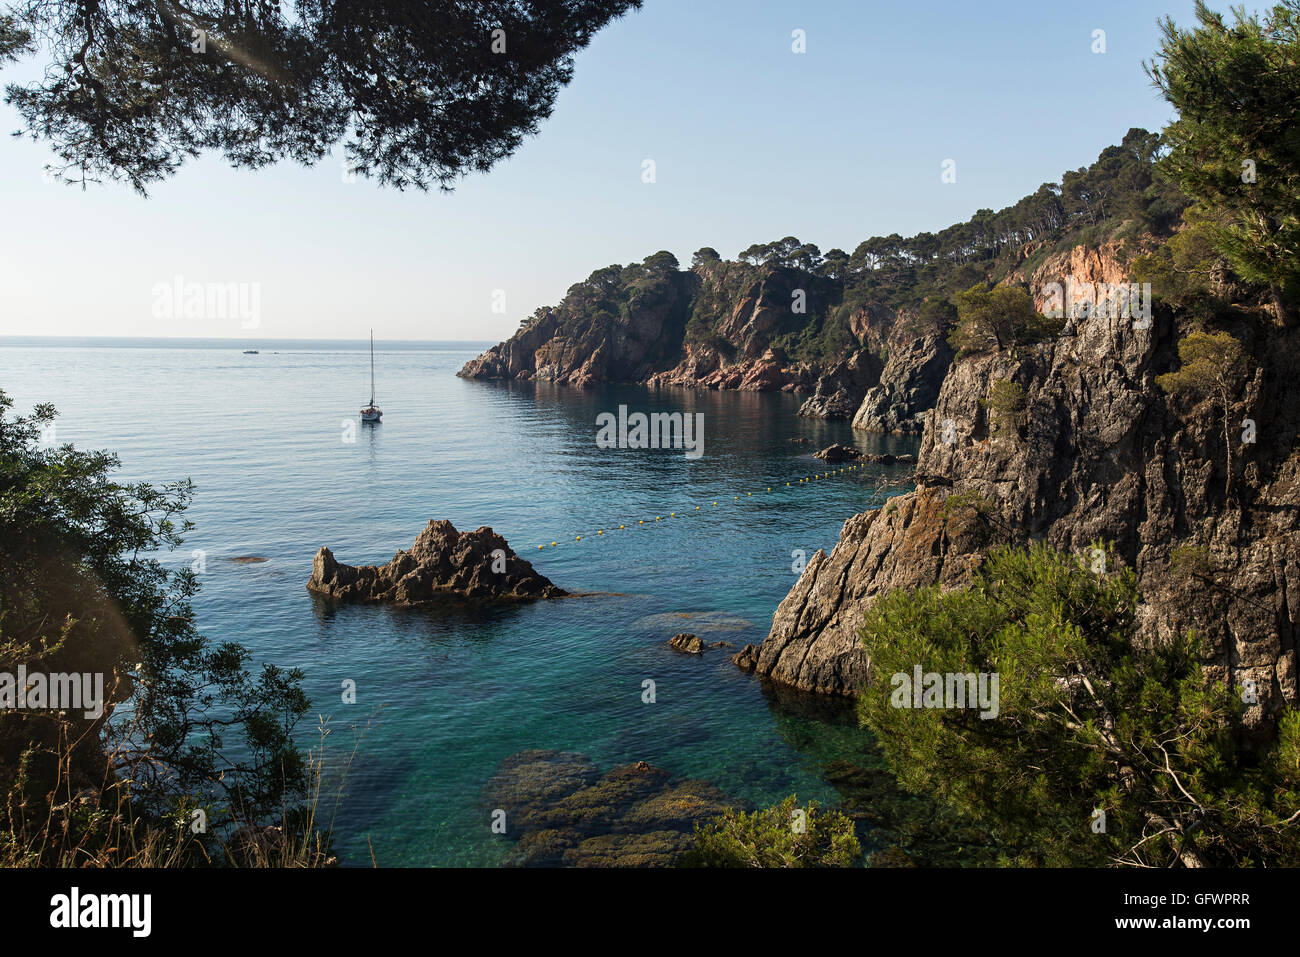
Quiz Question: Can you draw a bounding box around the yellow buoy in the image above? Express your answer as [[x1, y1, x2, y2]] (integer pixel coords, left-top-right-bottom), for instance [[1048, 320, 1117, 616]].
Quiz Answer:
[[670, 512, 675, 517], [538, 545, 543, 550], [552, 542, 557, 547], [639, 520, 644, 525], [576, 536, 581, 541], [696, 506, 700, 510], [620, 525, 625, 529], [713, 502, 717, 506], [598, 530, 603, 535]]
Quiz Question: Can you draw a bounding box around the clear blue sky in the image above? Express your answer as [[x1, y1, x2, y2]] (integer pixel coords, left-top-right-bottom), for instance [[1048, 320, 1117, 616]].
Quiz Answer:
[[0, 0, 1262, 341]]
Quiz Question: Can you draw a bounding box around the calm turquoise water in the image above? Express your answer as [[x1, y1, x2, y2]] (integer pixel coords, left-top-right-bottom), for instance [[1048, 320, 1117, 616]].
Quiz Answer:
[[0, 340, 916, 866]]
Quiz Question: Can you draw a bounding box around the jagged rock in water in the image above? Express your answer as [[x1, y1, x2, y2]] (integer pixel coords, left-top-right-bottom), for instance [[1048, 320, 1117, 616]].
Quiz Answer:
[[667, 633, 705, 654], [306, 519, 566, 603], [753, 488, 985, 695], [814, 443, 865, 462], [812, 445, 916, 465], [746, 244, 1300, 739], [732, 644, 760, 672], [852, 334, 954, 434], [481, 750, 739, 867]]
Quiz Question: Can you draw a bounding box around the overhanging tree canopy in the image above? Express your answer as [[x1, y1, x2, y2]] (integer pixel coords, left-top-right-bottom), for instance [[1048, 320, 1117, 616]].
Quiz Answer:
[[1147, 0, 1300, 323], [1, 0, 639, 193]]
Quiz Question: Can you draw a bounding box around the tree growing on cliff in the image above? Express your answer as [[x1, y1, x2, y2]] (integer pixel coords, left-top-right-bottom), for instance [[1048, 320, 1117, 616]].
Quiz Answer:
[[1129, 208, 1226, 318], [0, 391, 313, 865], [2, 0, 640, 193], [904, 297, 958, 339], [1156, 331, 1250, 501], [690, 247, 721, 269], [982, 379, 1028, 438], [857, 542, 1300, 867], [818, 248, 850, 280], [948, 283, 1062, 355], [1147, 0, 1300, 324], [681, 796, 861, 867]]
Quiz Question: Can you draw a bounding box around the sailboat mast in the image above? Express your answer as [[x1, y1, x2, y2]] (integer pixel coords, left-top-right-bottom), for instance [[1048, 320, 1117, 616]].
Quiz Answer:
[[369, 330, 375, 406]]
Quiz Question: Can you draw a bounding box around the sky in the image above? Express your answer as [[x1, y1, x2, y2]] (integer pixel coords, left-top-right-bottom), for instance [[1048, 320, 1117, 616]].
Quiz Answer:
[[0, 0, 1265, 342]]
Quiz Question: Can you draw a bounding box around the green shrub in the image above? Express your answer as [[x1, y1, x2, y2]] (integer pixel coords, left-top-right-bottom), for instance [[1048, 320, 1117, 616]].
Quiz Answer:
[[858, 541, 1300, 867], [682, 795, 861, 867]]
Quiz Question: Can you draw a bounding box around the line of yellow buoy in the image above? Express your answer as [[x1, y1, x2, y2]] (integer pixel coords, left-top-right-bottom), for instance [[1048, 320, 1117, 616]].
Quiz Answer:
[[537, 462, 873, 549]]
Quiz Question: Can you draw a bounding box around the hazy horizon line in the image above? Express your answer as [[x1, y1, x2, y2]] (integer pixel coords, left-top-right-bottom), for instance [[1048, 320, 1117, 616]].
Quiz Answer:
[[1, 334, 496, 346]]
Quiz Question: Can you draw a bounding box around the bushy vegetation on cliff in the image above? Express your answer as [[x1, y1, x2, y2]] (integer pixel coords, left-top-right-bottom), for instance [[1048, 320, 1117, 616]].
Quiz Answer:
[[1147, 0, 1300, 326], [857, 543, 1300, 867], [517, 127, 1186, 369]]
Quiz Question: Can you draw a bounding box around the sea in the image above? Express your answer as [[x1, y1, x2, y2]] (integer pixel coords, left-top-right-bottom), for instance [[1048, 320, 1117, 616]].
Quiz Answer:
[[0, 337, 918, 866]]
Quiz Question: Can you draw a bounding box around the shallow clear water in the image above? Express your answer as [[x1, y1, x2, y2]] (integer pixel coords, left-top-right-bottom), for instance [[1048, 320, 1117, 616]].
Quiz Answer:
[[0, 340, 916, 866]]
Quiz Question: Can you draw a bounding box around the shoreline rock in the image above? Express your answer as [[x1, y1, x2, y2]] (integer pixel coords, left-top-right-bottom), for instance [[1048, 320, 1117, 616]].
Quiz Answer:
[[813, 443, 864, 463], [813, 444, 917, 465], [306, 519, 566, 604], [852, 334, 954, 434]]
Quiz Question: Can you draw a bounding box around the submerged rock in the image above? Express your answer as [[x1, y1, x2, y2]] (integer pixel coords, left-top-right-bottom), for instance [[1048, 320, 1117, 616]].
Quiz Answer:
[[306, 519, 566, 604], [636, 611, 754, 633], [482, 750, 739, 867]]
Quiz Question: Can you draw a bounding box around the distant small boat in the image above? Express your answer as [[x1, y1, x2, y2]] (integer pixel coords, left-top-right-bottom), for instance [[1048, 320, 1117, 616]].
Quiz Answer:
[[360, 330, 382, 423], [243, 349, 258, 354]]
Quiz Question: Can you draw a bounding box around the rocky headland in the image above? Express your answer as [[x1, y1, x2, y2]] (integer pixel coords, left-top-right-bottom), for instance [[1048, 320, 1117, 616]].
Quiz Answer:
[[740, 271, 1300, 741]]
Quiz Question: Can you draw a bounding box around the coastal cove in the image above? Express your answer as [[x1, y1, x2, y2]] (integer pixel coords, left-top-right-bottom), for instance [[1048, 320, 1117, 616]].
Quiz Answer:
[[0, 339, 918, 866]]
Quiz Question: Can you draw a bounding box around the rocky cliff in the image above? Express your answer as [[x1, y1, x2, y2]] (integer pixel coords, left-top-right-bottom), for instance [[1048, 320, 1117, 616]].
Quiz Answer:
[[851, 334, 954, 433], [458, 254, 919, 418], [462, 133, 1183, 432], [743, 270, 1299, 739]]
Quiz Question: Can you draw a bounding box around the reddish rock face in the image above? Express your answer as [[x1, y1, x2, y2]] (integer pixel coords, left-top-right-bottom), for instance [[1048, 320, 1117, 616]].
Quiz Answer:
[[307, 519, 567, 604]]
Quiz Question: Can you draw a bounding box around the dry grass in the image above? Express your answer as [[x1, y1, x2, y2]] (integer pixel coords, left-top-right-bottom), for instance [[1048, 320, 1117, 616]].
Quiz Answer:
[[1, 712, 374, 868]]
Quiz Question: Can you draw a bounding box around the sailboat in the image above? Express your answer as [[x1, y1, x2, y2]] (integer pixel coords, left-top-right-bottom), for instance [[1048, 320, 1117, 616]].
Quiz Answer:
[[360, 330, 382, 423]]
